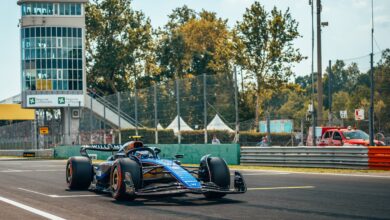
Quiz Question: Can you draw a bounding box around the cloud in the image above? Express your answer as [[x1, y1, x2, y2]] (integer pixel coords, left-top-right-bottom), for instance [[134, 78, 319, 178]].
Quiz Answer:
[[352, 0, 368, 8], [375, 15, 390, 28]]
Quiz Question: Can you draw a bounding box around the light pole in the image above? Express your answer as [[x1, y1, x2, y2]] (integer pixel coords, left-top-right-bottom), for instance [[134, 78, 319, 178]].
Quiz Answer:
[[369, 0, 375, 146], [316, 0, 323, 126], [309, 0, 316, 146]]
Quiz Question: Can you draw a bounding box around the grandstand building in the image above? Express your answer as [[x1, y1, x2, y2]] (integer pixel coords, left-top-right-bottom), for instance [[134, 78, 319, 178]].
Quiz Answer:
[[17, 0, 88, 144]]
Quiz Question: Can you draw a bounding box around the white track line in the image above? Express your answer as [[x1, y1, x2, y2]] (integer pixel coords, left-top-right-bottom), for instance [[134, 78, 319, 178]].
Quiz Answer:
[[241, 173, 290, 175], [248, 186, 315, 190], [236, 169, 390, 179], [288, 172, 390, 179], [0, 169, 62, 173], [0, 195, 66, 220], [18, 188, 100, 198]]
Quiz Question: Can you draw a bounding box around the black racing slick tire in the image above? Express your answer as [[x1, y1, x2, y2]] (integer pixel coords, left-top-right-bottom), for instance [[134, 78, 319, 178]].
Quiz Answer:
[[66, 156, 92, 190], [204, 157, 230, 199], [111, 158, 141, 201]]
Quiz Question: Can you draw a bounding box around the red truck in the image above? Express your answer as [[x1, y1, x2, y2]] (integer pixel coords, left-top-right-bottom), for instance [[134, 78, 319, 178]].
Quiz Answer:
[[306, 126, 338, 146], [319, 127, 385, 146], [307, 126, 385, 146]]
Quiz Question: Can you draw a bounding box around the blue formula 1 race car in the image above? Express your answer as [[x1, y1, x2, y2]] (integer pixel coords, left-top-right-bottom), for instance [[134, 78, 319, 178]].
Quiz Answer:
[[65, 137, 246, 200]]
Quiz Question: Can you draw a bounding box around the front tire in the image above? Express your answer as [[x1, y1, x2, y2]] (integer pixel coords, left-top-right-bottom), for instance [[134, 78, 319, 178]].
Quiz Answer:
[[111, 158, 141, 201], [66, 156, 92, 190], [203, 157, 230, 199]]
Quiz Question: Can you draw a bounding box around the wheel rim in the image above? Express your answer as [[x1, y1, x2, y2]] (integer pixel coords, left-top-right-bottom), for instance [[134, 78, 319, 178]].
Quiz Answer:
[[66, 163, 72, 184], [112, 167, 119, 191]]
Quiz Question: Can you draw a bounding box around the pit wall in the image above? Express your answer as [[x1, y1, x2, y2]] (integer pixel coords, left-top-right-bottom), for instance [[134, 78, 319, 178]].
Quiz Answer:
[[54, 144, 240, 165]]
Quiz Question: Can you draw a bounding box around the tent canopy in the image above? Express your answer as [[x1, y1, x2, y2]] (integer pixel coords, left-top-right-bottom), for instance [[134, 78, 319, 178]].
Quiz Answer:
[[207, 114, 234, 132], [166, 116, 193, 133], [157, 123, 164, 130]]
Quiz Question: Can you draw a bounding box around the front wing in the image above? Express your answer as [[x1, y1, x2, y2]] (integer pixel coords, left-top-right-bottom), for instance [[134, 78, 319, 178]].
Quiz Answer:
[[123, 171, 247, 196]]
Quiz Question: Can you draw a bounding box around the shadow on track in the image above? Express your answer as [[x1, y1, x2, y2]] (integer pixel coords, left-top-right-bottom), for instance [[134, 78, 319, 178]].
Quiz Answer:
[[112, 195, 245, 207]]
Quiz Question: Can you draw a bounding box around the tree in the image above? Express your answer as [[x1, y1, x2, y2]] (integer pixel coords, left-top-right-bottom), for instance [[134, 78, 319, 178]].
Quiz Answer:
[[154, 7, 239, 127], [374, 49, 390, 132], [156, 7, 236, 79], [235, 2, 305, 127], [323, 61, 361, 110], [155, 5, 196, 80], [85, 0, 153, 95]]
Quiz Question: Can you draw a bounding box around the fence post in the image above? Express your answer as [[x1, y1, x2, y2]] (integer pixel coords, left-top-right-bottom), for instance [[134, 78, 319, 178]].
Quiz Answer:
[[154, 84, 158, 144], [301, 118, 304, 146], [78, 101, 81, 144], [117, 92, 121, 144], [266, 113, 271, 145], [312, 111, 317, 146], [67, 104, 71, 145], [134, 85, 139, 136], [176, 79, 181, 144], [43, 110, 47, 148], [203, 73, 208, 144], [234, 66, 239, 143], [328, 60, 333, 125], [33, 118, 37, 150], [90, 96, 93, 144], [103, 105, 106, 144]]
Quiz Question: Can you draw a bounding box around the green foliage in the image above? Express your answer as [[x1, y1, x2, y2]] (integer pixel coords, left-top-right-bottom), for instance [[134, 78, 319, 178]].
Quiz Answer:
[[156, 7, 236, 79], [235, 2, 305, 90], [374, 49, 390, 133], [83, 1, 390, 136], [235, 1, 305, 124], [119, 128, 175, 144], [86, 0, 153, 95], [239, 131, 293, 146], [118, 128, 292, 146]]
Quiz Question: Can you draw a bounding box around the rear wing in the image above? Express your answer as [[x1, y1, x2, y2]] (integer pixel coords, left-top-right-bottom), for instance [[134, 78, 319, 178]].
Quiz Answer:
[[80, 144, 122, 158]]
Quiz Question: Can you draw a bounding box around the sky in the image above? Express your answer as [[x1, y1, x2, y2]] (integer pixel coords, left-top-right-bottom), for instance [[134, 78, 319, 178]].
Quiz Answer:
[[1, 0, 389, 101]]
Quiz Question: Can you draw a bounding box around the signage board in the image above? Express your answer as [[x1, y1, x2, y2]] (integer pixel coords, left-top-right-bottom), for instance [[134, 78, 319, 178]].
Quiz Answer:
[[39, 126, 49, 135], [340, 110, 348, 119], [0, 104, 35, 120], [354, 109, 365, 120], [260, 119, 294, 133], [23, 152, 36, 157], [26, 94, 84, 108]]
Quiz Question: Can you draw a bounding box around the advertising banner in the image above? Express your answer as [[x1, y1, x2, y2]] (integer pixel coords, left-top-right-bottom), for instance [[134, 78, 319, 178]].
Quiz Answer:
[[259, 119, 294, 133], [26, 94, 84, 107], [354, 109, 365, 120]]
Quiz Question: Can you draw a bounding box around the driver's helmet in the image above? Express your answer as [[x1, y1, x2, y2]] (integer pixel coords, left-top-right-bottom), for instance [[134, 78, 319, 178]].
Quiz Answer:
[[119, 141, 143, 154]]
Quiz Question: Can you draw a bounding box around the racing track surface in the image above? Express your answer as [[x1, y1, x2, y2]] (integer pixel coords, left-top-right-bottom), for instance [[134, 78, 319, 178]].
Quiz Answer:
[[0, 159, 390, 220]]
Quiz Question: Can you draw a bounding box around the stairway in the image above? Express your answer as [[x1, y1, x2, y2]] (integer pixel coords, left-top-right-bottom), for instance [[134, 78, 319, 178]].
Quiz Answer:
[[84, 94, 138, 129]]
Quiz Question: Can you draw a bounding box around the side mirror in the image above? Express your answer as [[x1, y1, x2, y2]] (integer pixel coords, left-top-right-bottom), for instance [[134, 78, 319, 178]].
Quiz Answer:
[[175, 154, 184, 159]]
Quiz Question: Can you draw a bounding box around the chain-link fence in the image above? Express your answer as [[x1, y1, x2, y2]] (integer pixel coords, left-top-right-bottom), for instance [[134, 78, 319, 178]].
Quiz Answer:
[[1, 73, 387, 150], [81, 74, 240, 145]]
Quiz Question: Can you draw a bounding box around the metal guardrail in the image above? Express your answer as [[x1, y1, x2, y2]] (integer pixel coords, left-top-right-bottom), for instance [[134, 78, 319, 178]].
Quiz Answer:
[[241, 146, 370, 169]]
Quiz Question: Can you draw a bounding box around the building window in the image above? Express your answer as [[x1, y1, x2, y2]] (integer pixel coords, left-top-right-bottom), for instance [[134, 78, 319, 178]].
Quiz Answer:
[[22, 3, 82, 17], [21, 27, 83, 92]]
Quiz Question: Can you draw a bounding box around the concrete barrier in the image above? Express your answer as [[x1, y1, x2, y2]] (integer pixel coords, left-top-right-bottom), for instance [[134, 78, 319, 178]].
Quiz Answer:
[[54, 144, 240, 165]]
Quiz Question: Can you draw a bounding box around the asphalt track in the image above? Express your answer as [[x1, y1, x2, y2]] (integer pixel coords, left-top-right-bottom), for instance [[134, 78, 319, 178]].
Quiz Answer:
[[0, 160, 390, 220]]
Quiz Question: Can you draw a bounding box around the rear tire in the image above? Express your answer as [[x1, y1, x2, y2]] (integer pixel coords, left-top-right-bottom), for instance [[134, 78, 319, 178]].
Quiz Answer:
[[111, 158, 141, 201], [203, 157, 230, 199], [66, 156, 92, 190]]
